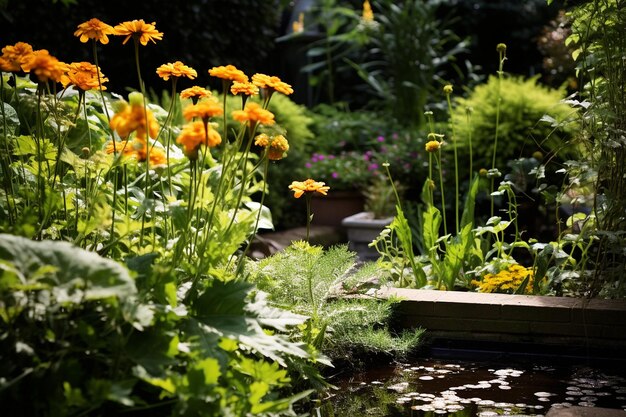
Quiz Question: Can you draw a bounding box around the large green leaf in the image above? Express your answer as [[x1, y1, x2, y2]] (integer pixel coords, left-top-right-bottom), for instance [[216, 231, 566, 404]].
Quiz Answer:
[[0, 234, 136, 300], [0, 102, 20, 136], [191, 280, 310, 366]]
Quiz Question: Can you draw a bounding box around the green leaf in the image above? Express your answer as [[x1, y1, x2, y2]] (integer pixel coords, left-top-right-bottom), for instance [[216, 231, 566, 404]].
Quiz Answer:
[[0, 102, 20, 136], [0, 234, 136, 300], [191, 280, 310, 366]]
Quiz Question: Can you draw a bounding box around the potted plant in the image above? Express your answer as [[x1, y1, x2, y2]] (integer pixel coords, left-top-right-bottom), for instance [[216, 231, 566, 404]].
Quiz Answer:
[[342, 175, 402, 261], [302, 150, 377, 227]]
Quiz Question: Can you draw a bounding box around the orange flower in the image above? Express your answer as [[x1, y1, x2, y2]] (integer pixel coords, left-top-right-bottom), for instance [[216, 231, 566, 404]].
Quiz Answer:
[[183, 100, 223, 121], [230, 81, 259, 97], [146, 146, 168, 167], [156, 61, 197, 81], [255, 133, 289, 161], [110, 101, 159, 140], [232, 102, 275, 126], [176, 120, 221, 159], [114, 19, 163, 46], [289, 179, 330, 198], [61, 61, 108, 91], [22, 49, 67, 83], [0, 42, 34, 72], [180, 86, 212, 101], [105, 139, 135, 157], [74, 18, 116, 44], [208, 65, 248, 83], [251, 73, 294, 96]]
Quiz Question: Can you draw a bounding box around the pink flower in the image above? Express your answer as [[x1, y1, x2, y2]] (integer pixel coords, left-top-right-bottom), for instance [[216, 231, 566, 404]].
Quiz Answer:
[[305, 162, 312, 168], [377, 135, 385, 142], [332, 172, 339, 178]]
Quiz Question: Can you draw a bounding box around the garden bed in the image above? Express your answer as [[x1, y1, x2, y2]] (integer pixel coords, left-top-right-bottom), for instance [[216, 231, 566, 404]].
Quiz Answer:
[[373, 287, 626, 360]]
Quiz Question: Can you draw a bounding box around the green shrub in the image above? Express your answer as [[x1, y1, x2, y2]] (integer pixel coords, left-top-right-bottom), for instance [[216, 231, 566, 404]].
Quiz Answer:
[[450, 75, 580, 177]]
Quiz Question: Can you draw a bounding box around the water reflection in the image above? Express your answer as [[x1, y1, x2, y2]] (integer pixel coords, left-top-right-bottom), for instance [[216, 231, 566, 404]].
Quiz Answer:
[[316, 357, 626, 416]]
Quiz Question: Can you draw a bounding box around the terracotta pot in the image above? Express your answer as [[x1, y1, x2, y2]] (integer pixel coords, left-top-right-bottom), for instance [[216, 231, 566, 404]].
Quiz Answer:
[[309, 190, 365, 227]]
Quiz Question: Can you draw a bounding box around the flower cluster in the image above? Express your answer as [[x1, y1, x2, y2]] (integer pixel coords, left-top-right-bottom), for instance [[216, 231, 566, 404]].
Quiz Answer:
[[301, 151, 377, 191], [472, 264, 536, 294], [255, 133, 289, 161]]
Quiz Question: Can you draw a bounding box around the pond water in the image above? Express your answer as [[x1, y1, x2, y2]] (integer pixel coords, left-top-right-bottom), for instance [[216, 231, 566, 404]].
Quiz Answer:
[[316, 353, 626, 417]]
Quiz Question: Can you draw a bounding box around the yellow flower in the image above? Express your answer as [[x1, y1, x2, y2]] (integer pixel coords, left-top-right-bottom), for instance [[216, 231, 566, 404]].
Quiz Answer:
[[0, 42, 34, 72], [208, 65, 248, 83], [176, 120, 222, 159], [362, 0, 374, 22], [156, 61, 197, 81], [476, 264, 535, 294], [105, 140, 135, 157], [479, 168, 488, 177], [61, 61, 108, 91], [183, 100, 224, 121], [251, 73, 294, 96], [21, 49, 66, 83], [114, 19, 163, 46], [232, 102, 275, 126], [74, 18, 116, 44], [289, 179, 330, 198], [110, 101, 159, 140], [255, 133, 289, 160], [443, 84, 453, 95], [292, 12, 304, 33], [425, 140, 441, 153], [180, 86, 212, 101], [497, 43, 507, 53], [230, 81, 259, 97]]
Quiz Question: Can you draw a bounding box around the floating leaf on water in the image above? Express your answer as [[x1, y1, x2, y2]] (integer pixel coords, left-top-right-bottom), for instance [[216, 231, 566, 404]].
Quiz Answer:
[[388, 382, 409, 393], [478, 399, 495, 406], [534, 392, 555, 397], [419, 376, 434, 381], [566, 390, 583, 396], [578, 401, 596, 407], [498, 385, 512, 390]]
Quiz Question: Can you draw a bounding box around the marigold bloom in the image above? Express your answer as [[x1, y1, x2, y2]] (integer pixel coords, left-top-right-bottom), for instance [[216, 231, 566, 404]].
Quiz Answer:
[[114, 19, 163, 46], [362, 0, 374, 22], [255, 133, 289, 160], [74, 18, 116, 44], [22, 49, 66, 83], [110, 102, 159, 140], [61, 61, 108, 91], [473, 264, 535, 294], [105, 139, 135, 157], [180, 86, 212, 101], [232, 102, 275, 126], [134, 142, 167, 167], [289, 179, 330, 198], [251, 73, 294, 96], [176, 120, 221, 159], [208, 65, 248, 83], [183, 100, 223, 121], [0, 42, 34, 72], [156, 61, 197, 81], [230, 81, 259, 97], [425, 140, 441, 153]]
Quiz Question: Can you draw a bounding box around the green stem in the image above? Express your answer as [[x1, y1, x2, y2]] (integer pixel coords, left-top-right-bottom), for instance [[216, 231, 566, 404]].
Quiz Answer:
[[305, 193, 312, 243], [446, 94, 459, 234], [491, 50, 506, 218], [435, 151, 448, 236]]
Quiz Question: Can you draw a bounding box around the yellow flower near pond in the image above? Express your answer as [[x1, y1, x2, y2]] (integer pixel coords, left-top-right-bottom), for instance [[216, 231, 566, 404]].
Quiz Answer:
[[472, 264, 536, 294], [0, 42, 33, 72]]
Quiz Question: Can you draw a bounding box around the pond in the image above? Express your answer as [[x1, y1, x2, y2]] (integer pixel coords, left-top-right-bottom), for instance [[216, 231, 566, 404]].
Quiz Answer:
[[315, 352, 626, 417]]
